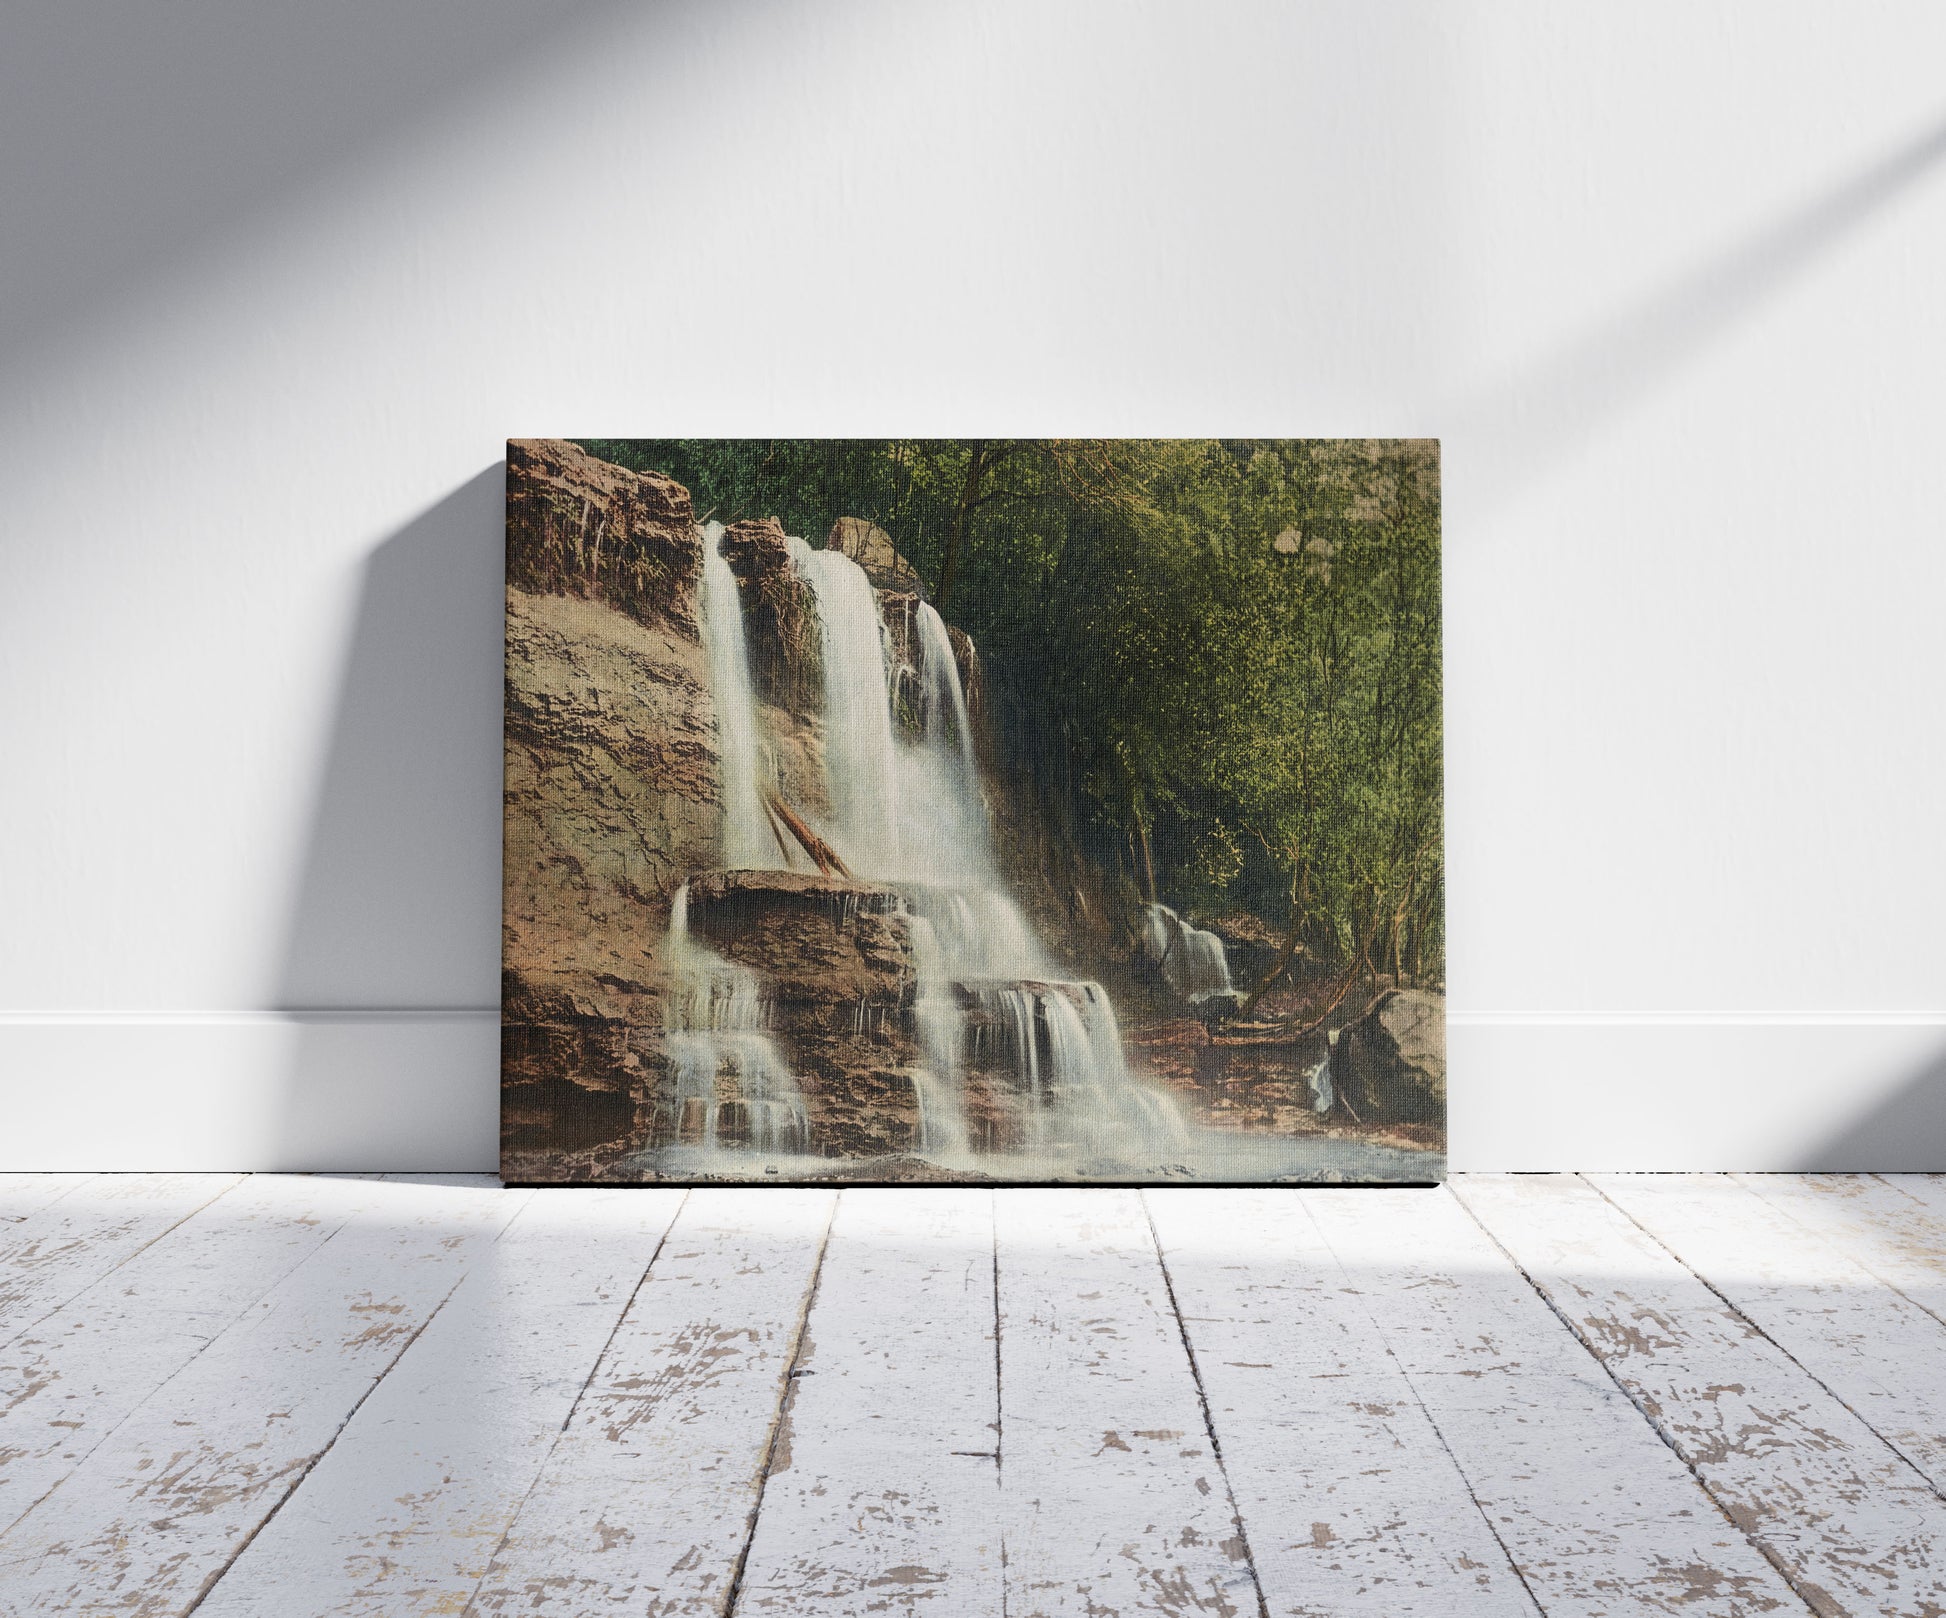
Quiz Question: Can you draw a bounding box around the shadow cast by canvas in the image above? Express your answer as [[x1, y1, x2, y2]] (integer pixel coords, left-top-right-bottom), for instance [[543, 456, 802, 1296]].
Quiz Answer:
[[1795, 1040, 1946, 1172], [270, 467, 507, 1170]]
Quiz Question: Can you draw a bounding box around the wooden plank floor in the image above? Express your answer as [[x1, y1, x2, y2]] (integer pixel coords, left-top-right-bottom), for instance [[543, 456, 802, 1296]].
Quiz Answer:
[[1, 1176, 1942, 1616]]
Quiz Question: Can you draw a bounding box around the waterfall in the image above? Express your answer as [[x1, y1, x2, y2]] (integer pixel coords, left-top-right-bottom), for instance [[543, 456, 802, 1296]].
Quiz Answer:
[[978, 981, 1189, 1160], [915, 600, 980, 789], [907, 912, 973, 1160], [1304, 1052, 1334, 1115], [647, 513, 1440, 1181], [663, 883, 810, 1156], [697, 522, 778, 869], [785, 537, 903, 874], [1144, 902, 1234, 1000], [777, 539, 1187, 1162]]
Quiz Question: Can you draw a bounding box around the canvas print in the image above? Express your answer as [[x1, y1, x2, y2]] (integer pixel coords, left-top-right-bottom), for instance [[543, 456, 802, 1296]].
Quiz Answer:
[[501, 439, 1443, 1184]]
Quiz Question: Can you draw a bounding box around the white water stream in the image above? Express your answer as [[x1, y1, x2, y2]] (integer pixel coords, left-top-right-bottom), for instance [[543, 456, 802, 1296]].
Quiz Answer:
[[1143, 903, 1235, 1001], [663, 882, 810, 1154], [697, 521, 778, 869], [671, 522, 1212, 1172]]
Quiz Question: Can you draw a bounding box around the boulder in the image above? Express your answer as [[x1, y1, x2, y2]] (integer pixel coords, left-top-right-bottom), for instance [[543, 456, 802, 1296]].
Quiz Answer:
[[1195, 990, 1246, 1023], [828, 516, 923, 593], [1332, 988, 1445, 1124]]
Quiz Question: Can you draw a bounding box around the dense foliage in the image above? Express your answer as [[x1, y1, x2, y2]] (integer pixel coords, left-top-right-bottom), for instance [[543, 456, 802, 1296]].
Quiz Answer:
[[579, 438, 1443, 988]]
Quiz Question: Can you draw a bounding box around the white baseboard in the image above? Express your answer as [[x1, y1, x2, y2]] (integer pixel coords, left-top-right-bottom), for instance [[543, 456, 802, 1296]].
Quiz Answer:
[[1449, 1016, 1946, 1171], [0, 1013, 500, 1172], [1, 1013, 1940, 1173]]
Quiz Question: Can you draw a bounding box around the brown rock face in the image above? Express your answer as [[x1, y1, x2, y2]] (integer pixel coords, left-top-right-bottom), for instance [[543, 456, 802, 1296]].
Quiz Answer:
[[720, 517, 822, 720], [687, 870, 912, 1000], [1333, 989, 1446, 1123], [828, 516, 922, 592], [501, 585, 720, 1159], [506, 440, 697, 632]]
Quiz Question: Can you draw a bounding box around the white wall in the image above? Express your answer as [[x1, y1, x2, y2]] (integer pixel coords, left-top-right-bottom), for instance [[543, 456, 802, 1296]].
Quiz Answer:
[[4, 1, 1943, 1171]]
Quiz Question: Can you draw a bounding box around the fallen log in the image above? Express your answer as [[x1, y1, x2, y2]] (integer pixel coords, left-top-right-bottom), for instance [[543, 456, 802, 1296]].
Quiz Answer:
[[763, 789, 853, 879]]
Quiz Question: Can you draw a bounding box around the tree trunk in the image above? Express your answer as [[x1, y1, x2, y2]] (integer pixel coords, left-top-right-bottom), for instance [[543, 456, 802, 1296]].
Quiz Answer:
[[934, 440, 987, 614], [1240, 870, 1304, 1018], [1135, 809, 1157, 903]]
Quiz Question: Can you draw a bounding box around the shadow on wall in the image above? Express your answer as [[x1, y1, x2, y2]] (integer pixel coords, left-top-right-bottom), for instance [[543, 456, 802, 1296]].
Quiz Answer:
[[271, 467, 507, 1171], [0, 1, 644, 378], [1795, 1045, 1946, 1173], [1455, 108, 1946, 513]]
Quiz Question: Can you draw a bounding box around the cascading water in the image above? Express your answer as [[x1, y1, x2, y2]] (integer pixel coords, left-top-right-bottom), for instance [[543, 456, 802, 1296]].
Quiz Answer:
[[1144, 903, 1234, 1001], [907, 912, 973, 1159], [915, 601, 981, 794], [1039, 983, 1190, 1155], [783, 538, 1190, 1166], [662, 516, 1423, 1180], [785, 537, 904, 874], [697, 521, 779, 869], [662, 883, 810, 1155]]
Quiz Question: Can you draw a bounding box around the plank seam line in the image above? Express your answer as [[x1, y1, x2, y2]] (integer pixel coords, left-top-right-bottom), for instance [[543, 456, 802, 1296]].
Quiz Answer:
[[0, 1180, 372, 1543], [991, 1187, 1008, 1618], [1732, 1174, 1946, 1335], [1871, 1173, 1943, 1210], [454, 1187, 691, 1618], [717, 1190, 840, 1618], [0, 1174, 247, 1358], [1140, 1190, 1272, 1618], [1448, 1180, 1825, 1617], [1864, 1172, 1946, 1328], [1301, 1194, 1549, 1618], [1588, 1175, 1946, 1508], [178, 1243, 500, 1616], [0, 1173, 98, 1225]]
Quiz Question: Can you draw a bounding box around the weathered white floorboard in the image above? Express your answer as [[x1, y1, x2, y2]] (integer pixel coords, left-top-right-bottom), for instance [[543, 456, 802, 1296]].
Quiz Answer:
[[1735, 1175, 1946, 1326], [995, 1188, 1260, 1618], [464, 1188, 836, 1616], [1147, 1188, 1539, 1616], [0, 1174, 96, 1223], [732, 1189, 1003, 1616], [191, 1186, 687, 1617], [9, 1174, 1942, 1617], [1878, 1175, 1946, 1216], [1460, 1174, 1946, 1617], [0, 1173, 244, 1348], [1594, 1173, 1946, 1498], [1310, 1188, 1806, 1616], [0, 1174, 402, 1535], [0, 1175, 528, 1616]]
